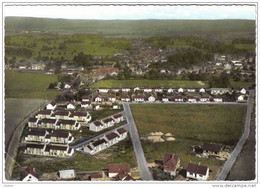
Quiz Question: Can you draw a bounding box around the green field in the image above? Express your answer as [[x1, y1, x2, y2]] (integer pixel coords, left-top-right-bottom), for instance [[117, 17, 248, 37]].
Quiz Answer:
[[131, 104, 247, 166], [89, 79, 254, 89], [5, 70, 59, 99], [5, 17, 255, 40], [89, 80, 208, 88]]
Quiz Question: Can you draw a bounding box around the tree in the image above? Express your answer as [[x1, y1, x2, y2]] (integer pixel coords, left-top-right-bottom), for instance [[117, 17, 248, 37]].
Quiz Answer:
[[48, 83, 55, 89]]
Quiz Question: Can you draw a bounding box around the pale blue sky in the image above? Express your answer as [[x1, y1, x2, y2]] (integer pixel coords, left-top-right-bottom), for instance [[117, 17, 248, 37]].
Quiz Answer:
[[4, 4, 256, 20]]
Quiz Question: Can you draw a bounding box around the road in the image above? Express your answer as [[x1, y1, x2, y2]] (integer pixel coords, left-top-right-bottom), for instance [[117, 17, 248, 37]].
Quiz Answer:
[[122, 103, 153, 181], [70, 124, 129, 149], [128, 101, 247, 106], [216, 90, 254, 180]]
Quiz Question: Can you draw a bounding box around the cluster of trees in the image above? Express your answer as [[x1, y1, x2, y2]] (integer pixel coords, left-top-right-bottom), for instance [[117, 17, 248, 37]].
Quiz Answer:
[[5, 46, 32, 58], [73, 52, 93, 67], [208, 75, 230, 88]]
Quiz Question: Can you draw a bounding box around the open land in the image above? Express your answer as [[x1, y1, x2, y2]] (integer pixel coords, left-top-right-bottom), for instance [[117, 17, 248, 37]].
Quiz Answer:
[[5, 98, 46, 149], [131, 104, 247, 167], [5, 70, 59, 99], [89, 79, 254, 89]]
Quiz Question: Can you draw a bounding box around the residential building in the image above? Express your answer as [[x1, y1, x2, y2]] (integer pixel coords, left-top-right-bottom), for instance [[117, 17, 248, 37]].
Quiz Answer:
[[107, 164, 130, 178], [21, 167, 40, 181], [186, 163, 209, 181], [163, 154, 180, 176]]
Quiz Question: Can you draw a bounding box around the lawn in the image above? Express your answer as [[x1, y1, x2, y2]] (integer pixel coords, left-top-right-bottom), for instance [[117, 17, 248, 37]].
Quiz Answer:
[[131, 104, 247, 166], [89, 80, 208, 88], [5, 70, 59, 99]]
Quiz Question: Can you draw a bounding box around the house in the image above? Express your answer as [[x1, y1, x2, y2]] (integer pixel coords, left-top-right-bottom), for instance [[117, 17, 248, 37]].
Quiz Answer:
[[35, 110, 52, 119], [19, 65, 27, 69], [21, 167, 40, 181], [102, 118, 114, 127], [107, 95, 116, 102], [147, 95, 156, 102], [64, 83, 72, 89], [89, 121, 104, 132], [72, 112, 91, 122], [45, 145, 74, 157], [173, 96, 183, 102], [133, 95, 145, 102], [162, 96, 169, 102], [107, 164, 130, 178], [24, 144, 45, 156], [199, 96, 210, 102], [57, 120, 80, 130], [116, 128, 127, 141], [88, 139, 108, 154], [81, 101, 92, 108], [237, 95, 245, 102], [25, 129, 47, 143], [81, 95, 90, 102], [104, 132, 119, 146], [59, 169, 76, 179], [54, 111, 71, 120], [39, 118, 57, 129], [154, 87, 163, 92], [50, 131, 74, 144], [163, 154, 180, 176], [95, 95, 103, 102], [121, 94, 131, 102], [89, 173, 103, 181], [143, 88, 153, 93], [240, 88, 246, 95], [199, 88, 205, 93], [67, 102, 76, 110], [98, 87, 109, 93], [45, 68, 55, 75], [178, 88, 184, 93], [186, 163, 209, 181], [133, 86, 140, 92], [112, 114, 124, 123], [46, 101, 57, 110], [122, 88, 131, 92], [94, 105, 100, 110], [112, 104, 120, 109], [32, 63, 45, 70], [210, 88, 230, 95], [114, 171, 135, 181], [187, 96, 197, 103], [167, 88, 174, 93], [213, 97, 223, 102], [187, 88, 196, 93], [28, 118, 39, 128], [111, 87, 120, 93], [201, 143, 221, 155]]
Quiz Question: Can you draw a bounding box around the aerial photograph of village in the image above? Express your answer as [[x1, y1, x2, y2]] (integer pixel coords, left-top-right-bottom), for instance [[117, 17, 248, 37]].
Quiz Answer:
[[2, 2, 258, 186]]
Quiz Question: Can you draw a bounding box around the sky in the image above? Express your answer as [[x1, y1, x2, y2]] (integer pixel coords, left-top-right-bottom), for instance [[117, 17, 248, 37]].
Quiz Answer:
[[3, 4, 256, 20]]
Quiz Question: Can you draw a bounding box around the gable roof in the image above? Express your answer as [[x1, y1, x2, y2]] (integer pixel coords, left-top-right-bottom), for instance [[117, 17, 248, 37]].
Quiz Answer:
[[107, 164, 130, 174], [21, 167, 40, 180], [113, 114, 122, 119], [186, 163, 208, 176], [37, 110, 52, 115], [163, 154, 179, 172], [40, 118, 56, 124], [27, 130, 46, 136], [202, 143, 221, 153], [105, 132, 119, 140], [55, 111, 69, 116], [117, 128, 127, 135], [93, 121, 102, 127], [28, 118, 38, 123], [114, 171, 134, 181], [73, 112, 87, 117], [50, 131, 69, 138], [59, 120, 76, 125], [103, 118, 114, 123], [92, 139, 107, 147]]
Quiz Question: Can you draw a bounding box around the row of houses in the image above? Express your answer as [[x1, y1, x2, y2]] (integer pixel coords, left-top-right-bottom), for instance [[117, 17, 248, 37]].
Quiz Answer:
[[80, 128, 127, 155], [24, 143, 74, 158], [24, 129, 74, 145], [89, 113, 124, 132]]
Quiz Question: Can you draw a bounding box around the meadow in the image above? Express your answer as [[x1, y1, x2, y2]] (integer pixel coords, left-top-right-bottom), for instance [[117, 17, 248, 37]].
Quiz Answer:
[[131, 104, 247, 166], [89, 79, 254, 89], [5, 70, 59, 99]]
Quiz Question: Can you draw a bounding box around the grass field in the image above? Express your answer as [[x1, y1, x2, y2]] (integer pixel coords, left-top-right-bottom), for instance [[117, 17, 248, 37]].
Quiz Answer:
[[5, 70, 59, 99], [89, 80, 208, 88], [131, 104, 247, 166], [89, 79, 254, 89]]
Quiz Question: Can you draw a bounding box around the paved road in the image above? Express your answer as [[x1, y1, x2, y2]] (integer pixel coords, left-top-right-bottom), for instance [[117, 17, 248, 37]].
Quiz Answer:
[[70, 124, 128, 149], [122, 103, 153, 181], [216, 90, 254, 180], [129, 101, 247, 106]]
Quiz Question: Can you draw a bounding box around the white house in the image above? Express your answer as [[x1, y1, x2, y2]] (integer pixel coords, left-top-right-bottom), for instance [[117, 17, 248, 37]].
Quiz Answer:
[[107, 95, 116, 102], [186, 163, 209, 181], [59, 169, 76, 179], [107, 164, 130, 178], [240, 88, 246, 95], [167, 88, 174, 93], [199, 88, 205, 93], [67, 102, 76, 110], [95, 95, 102, 102], [237, 95, 245, 102], [213, 97, 223, 102], [162, 97, 169, 102], [81, 101, 91, 108], [112, 104, 120, 109], [98, 88, 109, 93], [46, 101, 57, 110], [187, 88, 196, 93], [21, 167, 40, 181], [102, 118, 114, 127], [200, 97, 210, 102], [173, 96, 183, 102], [154, 88, 163, 92], [73, 112, 91, 122], [112, 114, 124, 123], [81, 95, 90, 102], [122, 88, 131, 92], [89, 139, 108, 154], [116, 128, 128, 141], [133, 95, 145, 102], [211, 88, 230, 95], [178, 88, 184, 93], [112, 88, 120, 93], [147, 95, 156, 102], [187, 97, 197, 103], [89, 121, 104, 132], [104, 132, 119, 146], [133, 87, 140, 92], [121, 95, 131, 102], [64, 83, 72, 89], [143, 88, 153, 93]]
